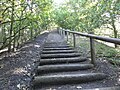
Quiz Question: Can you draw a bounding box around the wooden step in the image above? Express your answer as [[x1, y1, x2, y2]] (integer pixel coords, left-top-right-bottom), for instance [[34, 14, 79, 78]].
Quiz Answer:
[[40, 57, 87, 65], [41, 53, 81, 58], [43, 47, 74, 51], [44, 45, 70, 48], [36, 64, 93, 74], [84, 87, 120, 90], [45, 42, 67, 44], [42, 50, 76, 54], [33, 73, 107, 86]]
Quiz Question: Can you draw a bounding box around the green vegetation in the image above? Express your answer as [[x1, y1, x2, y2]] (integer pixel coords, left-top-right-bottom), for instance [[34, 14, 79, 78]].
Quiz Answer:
[[53, 0, 120, 46], [52, 0, 120, 65], [0, 0, 53, 52], [95, 43, 119, 57], [0, 0, 120, 66], [68, 36, 119, 57], [66, 35, 120, 66]]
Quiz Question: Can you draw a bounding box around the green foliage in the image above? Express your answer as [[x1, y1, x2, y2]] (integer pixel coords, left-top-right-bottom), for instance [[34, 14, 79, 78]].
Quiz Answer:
[[108, 58, 120, 66], [70, 35, 120, 58], [0, 0, 53, 51], [0, 0, 119, 52], [96, 43, 119, 57], [52, 0, 119, 34]]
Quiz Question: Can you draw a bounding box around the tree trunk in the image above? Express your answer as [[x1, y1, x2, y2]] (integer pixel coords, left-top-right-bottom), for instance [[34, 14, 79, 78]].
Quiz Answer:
[[113, 24, 118, 48], [30, 23, 33, 40], [111, 13, 118, 48], [8, 0, 14, 52]]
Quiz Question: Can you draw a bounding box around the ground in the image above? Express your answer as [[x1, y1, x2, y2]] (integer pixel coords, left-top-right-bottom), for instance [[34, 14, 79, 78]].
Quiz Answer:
[[0, 32, 48, 90], [0, 31, 120, 90]]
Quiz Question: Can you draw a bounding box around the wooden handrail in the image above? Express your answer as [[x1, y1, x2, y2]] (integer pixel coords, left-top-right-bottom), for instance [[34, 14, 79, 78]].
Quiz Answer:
[[58, 28, 120, 66], [62, 29, 120, 45]]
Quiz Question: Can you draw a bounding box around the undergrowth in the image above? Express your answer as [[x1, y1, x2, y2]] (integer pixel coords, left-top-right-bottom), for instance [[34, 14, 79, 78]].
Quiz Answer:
[[66, 35, 120, 66]]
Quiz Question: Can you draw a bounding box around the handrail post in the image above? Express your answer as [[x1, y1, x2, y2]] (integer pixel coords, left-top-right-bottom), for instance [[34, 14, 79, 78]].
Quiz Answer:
[[66, 32, 68, 41], [58, 28, 61, 35], [63, 31, 65, 38], [89, 32, 96, 66], [73, 33, 76, 47], [61, 29, 62, 36], [57, 27, 59, 34]]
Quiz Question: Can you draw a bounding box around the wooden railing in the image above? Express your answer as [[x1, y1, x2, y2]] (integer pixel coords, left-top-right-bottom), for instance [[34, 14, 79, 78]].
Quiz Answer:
[[58, 28, 120, 66]]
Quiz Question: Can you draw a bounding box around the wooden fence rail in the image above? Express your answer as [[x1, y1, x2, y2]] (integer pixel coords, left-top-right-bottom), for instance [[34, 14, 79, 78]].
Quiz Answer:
[[58, 28, 120, 66]]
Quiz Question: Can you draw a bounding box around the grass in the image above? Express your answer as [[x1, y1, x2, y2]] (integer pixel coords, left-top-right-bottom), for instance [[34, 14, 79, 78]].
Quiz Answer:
[[65, 34, 120, 66], [95, 42, 119, 57]]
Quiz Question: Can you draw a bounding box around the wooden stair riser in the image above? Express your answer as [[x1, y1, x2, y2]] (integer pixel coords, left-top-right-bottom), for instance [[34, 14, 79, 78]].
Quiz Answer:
[[36, 64, 93, 74], [39, 57, 87, 65]]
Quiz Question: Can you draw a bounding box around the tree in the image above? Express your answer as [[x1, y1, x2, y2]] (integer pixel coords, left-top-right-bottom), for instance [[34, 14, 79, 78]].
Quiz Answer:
[[53, 0, 120, 44], [0, 0, 53, 51]]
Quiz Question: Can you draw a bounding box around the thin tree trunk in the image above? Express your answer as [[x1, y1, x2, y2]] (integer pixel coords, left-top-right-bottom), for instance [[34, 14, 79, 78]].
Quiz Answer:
[[30, 23, 33, 40], [111, 13, 118, 48], [8, 0, 14, 52], [2, 24, 6, 44], [13, 24, 16, 51], [113, 24, 118, 48]]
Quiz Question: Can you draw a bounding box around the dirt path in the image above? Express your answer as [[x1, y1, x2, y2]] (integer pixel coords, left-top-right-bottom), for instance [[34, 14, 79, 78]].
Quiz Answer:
[[46, 32, 65, 43], [0, 32, 48, 90], [0, 31, 120, 90], [35, 32, 120, 90]]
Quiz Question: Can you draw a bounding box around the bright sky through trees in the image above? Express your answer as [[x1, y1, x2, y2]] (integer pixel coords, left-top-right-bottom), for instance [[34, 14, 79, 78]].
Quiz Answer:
[[53, 0, 66, 5]]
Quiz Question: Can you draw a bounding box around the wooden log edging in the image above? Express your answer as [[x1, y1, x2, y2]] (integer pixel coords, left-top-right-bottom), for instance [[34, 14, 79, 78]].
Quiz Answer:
[[33, 73, 107, 85], [43, 47, 74, 50], [42, 49, 76, 54], [36, 64, 93, 74], [39, 57, 88, 65], [41, 53, 81, 58]]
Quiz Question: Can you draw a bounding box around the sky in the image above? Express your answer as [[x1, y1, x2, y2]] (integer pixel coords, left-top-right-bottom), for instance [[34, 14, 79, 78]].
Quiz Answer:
[[53, 0, 66, 5]]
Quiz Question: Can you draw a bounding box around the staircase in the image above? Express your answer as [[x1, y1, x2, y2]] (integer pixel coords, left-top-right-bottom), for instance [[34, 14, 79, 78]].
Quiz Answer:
[[32, 32, 108, 89]]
